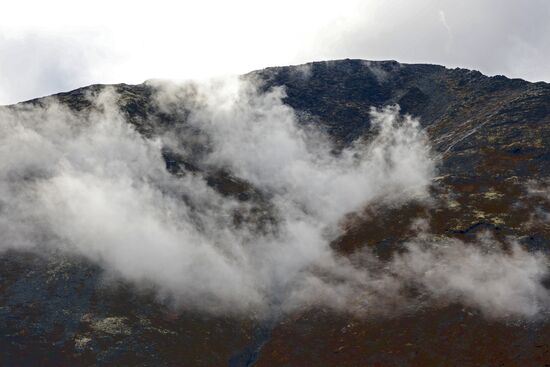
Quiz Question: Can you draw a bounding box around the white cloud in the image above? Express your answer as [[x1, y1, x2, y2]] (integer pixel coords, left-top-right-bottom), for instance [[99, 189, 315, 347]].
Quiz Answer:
[[0, 78, 548, 319], [0, 78, 432, 315], [391, 235, 550, 318]]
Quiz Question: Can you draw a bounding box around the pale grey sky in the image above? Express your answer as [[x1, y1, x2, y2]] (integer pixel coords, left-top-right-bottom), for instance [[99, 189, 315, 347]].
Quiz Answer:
[[1, 0, 549, 104]]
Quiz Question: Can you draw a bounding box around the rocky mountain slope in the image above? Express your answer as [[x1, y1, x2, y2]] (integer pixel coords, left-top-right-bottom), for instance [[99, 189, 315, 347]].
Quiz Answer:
[[2, 59, 550, 366]]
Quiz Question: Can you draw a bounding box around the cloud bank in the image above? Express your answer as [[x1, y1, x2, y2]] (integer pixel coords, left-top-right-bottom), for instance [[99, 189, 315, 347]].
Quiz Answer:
[[0, 79, 548, 319]]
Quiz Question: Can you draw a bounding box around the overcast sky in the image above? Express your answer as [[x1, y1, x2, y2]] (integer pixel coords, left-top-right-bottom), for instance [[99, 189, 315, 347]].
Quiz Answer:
[[1, 0, 549, 104]]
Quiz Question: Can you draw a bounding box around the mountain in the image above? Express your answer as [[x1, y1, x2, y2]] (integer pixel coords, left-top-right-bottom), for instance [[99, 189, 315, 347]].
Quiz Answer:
[[2, 59, 550, 366]]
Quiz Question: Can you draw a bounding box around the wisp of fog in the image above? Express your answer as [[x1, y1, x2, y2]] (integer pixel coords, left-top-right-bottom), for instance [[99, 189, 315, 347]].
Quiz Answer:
[[0, 78, 548, 319]]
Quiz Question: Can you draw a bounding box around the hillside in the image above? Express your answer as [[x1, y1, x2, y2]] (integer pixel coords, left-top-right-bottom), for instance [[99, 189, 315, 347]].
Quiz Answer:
[[2, 59, 550, 366]]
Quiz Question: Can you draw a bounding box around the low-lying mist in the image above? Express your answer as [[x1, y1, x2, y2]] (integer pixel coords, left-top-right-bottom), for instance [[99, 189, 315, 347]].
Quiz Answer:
[[0, 77, 548, 319]]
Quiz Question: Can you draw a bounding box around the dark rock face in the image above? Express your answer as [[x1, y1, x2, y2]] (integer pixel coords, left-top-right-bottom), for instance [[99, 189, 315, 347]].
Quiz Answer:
[[2, 59, 550, 366]]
